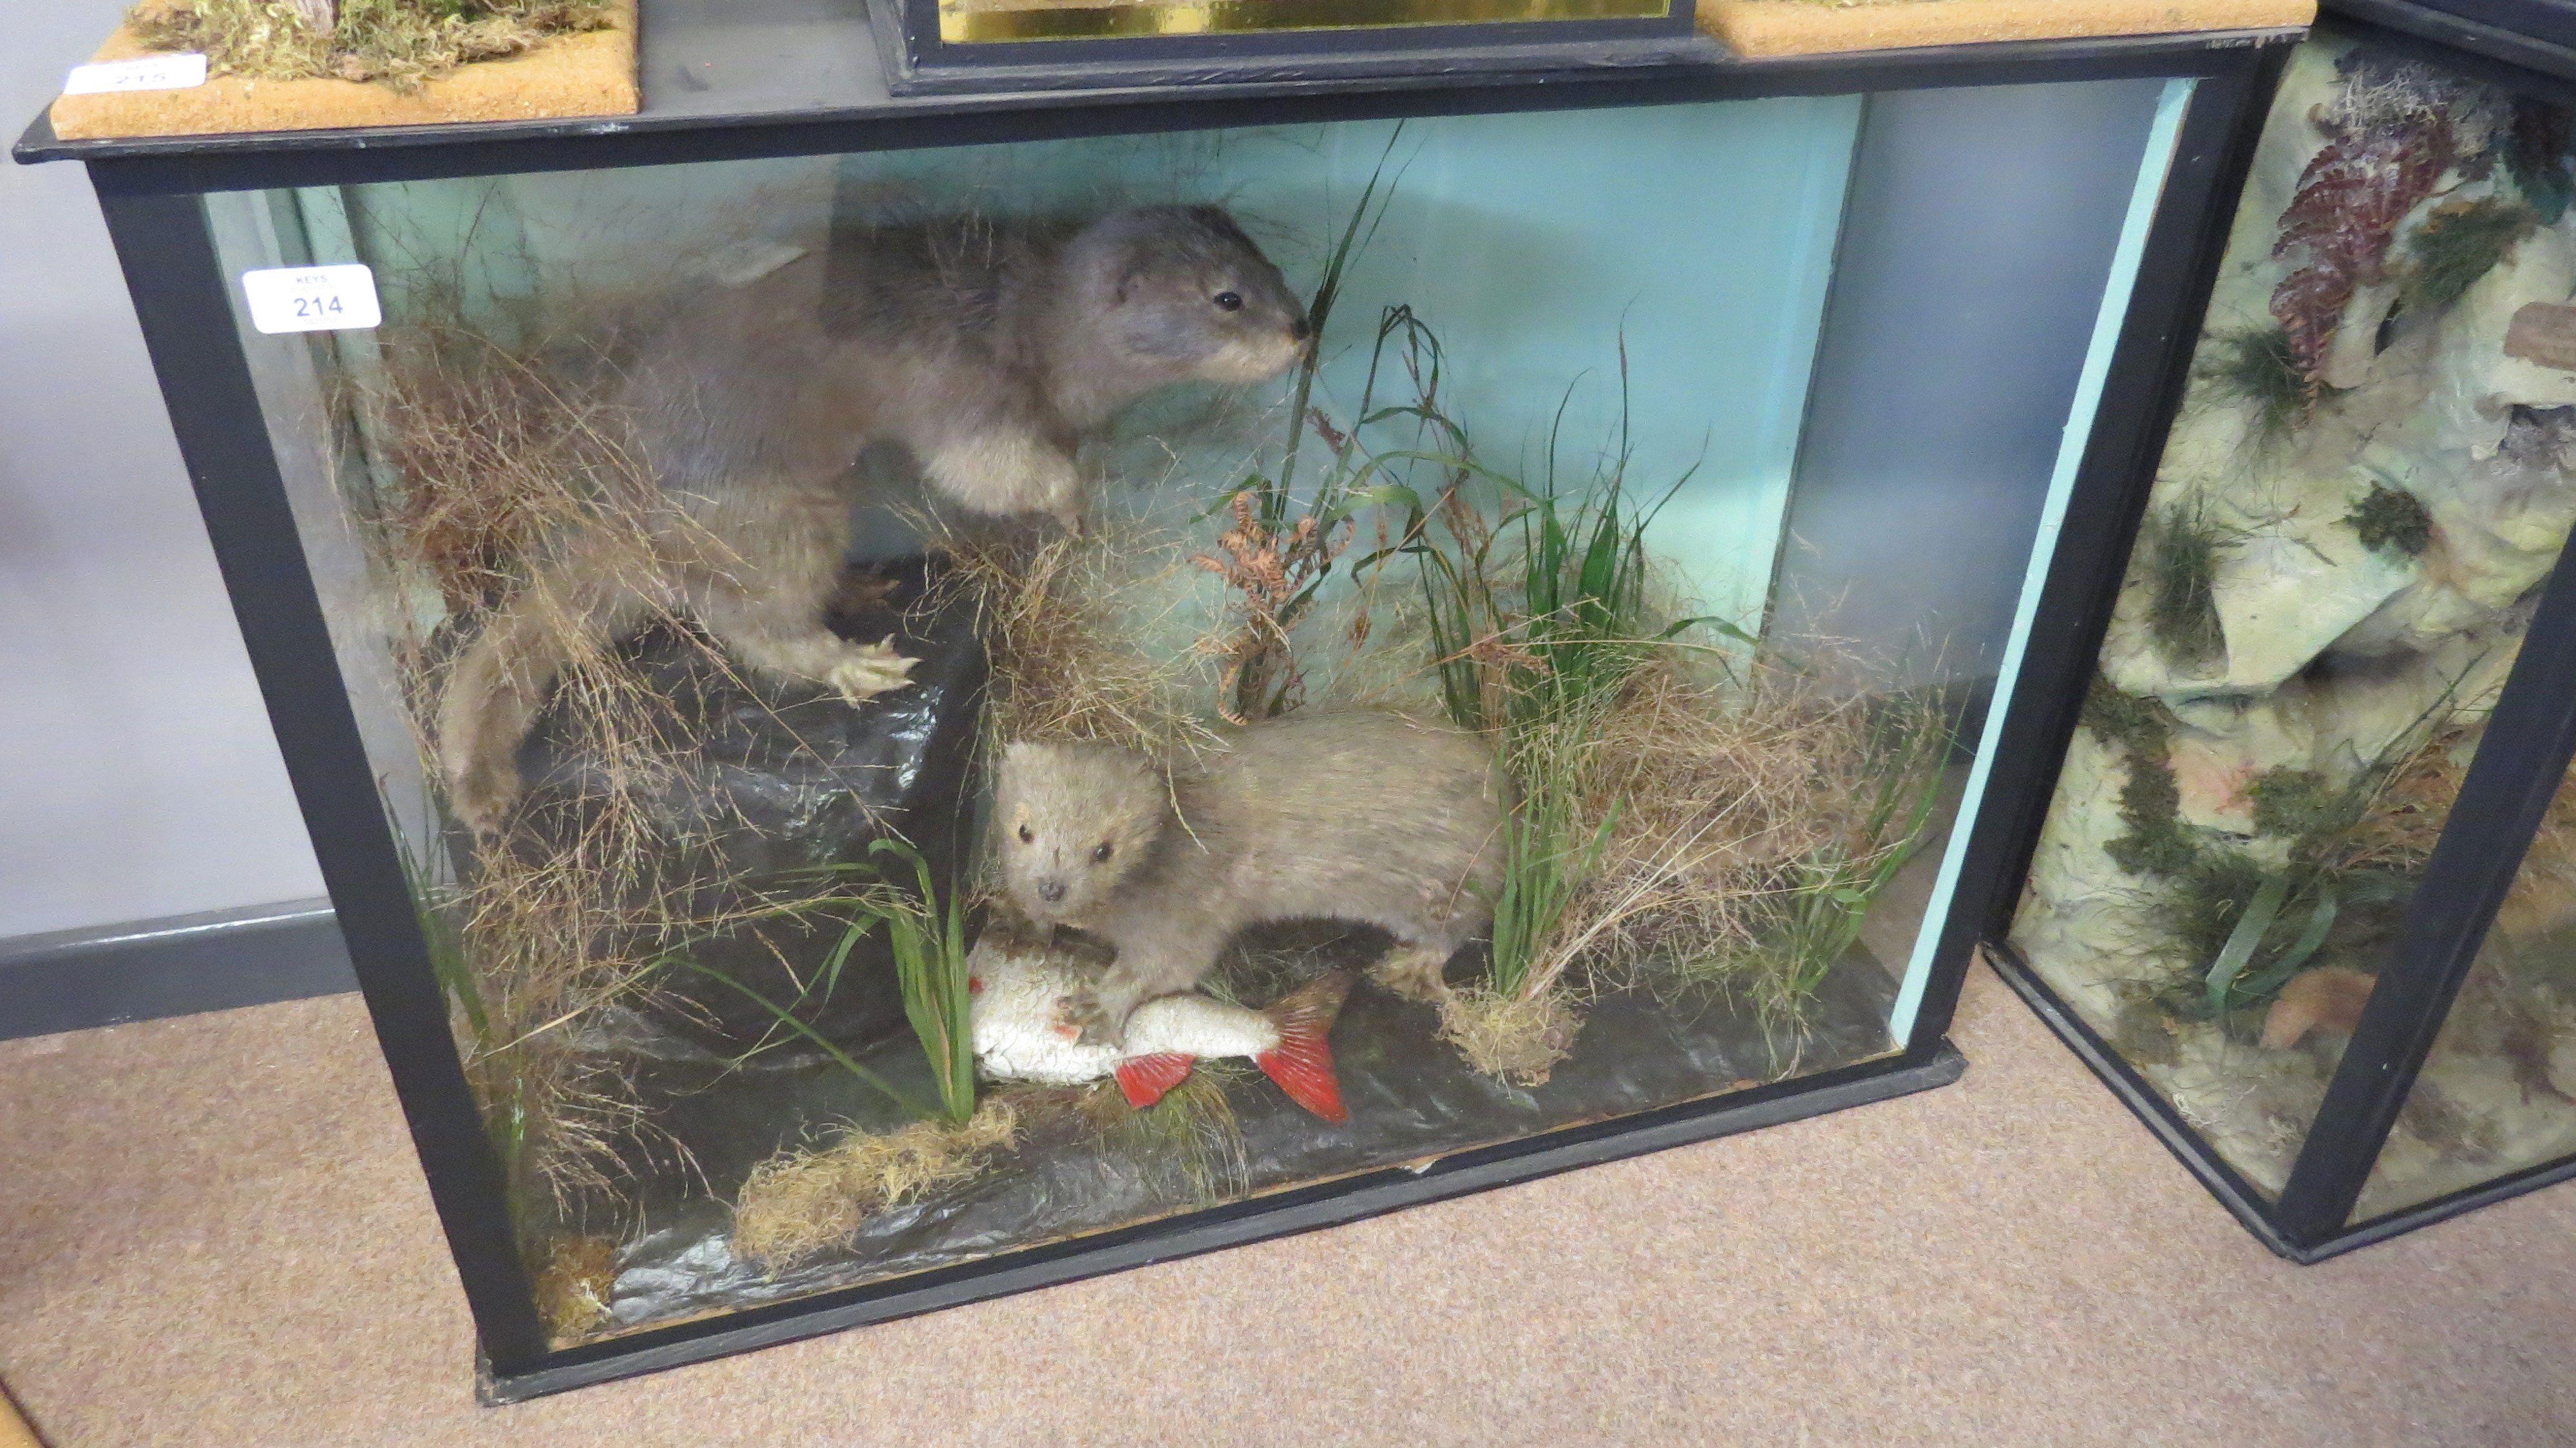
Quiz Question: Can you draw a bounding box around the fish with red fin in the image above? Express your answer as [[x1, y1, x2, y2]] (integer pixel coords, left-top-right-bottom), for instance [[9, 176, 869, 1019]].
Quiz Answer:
[[967, 931, 1352, 1122]]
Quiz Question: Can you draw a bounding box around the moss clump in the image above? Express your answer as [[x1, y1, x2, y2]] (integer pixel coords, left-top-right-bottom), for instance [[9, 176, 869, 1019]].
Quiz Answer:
[[2345, 482, 2433, 557], [126, 0, 614, 93], [2081, 675, 2176, 754], [2401, 197, 2539, 315], [2248, 766, 2338, 840], [2104, 751, 2199, 879], [2086, 679, 2202, 880], [2136, 504, 2231, 671], [1436, 986, 1580, 1087], [731, 1102, 1018, 1270], [531, 1233, 617, 1344], [2197, 326, 2312, 442]]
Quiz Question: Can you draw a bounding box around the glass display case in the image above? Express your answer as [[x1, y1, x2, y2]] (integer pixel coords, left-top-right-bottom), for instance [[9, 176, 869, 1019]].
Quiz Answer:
[[16, 9, 2297, 1400], [1994, 3, 2576, 1260]]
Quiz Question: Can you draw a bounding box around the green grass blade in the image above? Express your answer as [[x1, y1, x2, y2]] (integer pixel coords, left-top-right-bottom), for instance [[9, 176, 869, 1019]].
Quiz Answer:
[[668, 955, 938, 1119], [2204, 873, 2291, 1018], [2232, 883, 2340, 1005]]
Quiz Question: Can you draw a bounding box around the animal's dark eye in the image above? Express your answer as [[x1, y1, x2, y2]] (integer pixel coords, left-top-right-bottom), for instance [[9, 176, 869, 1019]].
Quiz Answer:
[[1092, 842, 1114, 862], [1213, 291, 1243, 312], [1018, 824, 1034, 844]]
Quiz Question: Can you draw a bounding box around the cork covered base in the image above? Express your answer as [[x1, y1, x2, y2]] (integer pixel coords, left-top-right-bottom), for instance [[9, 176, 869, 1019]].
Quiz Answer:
[[46, 0, 638, 140], [1701, 0, 2313, 57]]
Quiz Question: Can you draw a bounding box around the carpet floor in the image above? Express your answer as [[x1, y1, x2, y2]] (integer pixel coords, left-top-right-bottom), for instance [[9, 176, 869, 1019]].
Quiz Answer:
[[1, 962, 2569, 1447]]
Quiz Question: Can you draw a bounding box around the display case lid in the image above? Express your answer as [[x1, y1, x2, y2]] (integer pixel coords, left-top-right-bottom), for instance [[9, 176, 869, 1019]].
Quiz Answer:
[[15, 0, 2305, 190]]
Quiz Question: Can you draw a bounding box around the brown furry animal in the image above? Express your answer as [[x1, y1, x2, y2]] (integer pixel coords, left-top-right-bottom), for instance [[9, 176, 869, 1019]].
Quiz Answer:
[[994, 712, 1508, 1043], [436, 205, 1307, 836]]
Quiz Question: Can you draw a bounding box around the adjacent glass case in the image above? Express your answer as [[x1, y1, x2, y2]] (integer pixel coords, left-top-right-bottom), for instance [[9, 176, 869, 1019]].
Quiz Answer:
[[17, 17, 2296, 1399], [1996, 8, 2576, 1259]]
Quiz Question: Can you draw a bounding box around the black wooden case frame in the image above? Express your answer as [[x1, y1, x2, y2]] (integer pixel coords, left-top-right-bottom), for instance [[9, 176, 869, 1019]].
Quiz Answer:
[[15, 19, 2296, 1402], [1981, 3, 2576, 1265]]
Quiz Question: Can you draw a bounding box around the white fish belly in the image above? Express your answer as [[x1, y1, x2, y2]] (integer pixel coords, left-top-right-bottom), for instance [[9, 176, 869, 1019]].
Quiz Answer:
[[971, 953, 1122, 1085], [967, 935, 1279, 1082], [1124, 995, 1279, 1060]]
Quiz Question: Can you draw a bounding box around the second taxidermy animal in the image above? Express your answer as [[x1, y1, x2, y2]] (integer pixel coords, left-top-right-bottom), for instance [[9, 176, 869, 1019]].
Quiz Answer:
[[435, 205, 1309, 836], [995, 712, 1508, 1045]]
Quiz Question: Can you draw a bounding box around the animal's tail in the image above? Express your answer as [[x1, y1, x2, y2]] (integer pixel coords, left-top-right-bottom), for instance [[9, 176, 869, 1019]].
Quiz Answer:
[[1255, 971, 1354, 1123], [435, 550, 649, 838]]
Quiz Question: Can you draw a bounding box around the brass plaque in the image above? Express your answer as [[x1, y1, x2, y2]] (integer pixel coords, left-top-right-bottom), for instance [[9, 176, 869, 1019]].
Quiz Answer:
[[940, 0, 1674, 44]]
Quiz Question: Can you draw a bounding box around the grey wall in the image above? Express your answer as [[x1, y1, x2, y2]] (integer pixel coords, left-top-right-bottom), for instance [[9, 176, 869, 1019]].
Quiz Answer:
[[1, 2, 326, 939]]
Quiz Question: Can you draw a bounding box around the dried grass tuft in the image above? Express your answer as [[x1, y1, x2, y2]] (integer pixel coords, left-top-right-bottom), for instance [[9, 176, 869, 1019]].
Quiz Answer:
[[354, 318, 831, 1222], [931, 519, 1220, 761], [1088, 1068, 1250, 1204], [363, 325, 636, 615], [532, 1232, 619, 1344], [127, 0, 614, 93], [731, 1101, 1019, 1270], [1521, 648, 1946, 1020], [1437, 986, 1580, 1086]]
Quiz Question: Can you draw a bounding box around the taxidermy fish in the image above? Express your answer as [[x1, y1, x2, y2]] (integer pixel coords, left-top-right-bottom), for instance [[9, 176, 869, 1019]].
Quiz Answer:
[[967, 931, 1352, 1122]]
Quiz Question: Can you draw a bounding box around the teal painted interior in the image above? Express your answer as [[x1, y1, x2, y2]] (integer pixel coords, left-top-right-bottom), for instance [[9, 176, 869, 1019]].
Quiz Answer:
[[308, 93, 2123, 1049], [1884, 76, 2201, 1045], [336, 96, 1859, 629]]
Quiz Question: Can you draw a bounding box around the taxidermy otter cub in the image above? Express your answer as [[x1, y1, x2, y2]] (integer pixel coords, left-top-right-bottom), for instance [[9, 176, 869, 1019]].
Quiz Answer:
[[435, 205, 1309, 837], [995, 712, 1508, 1044]]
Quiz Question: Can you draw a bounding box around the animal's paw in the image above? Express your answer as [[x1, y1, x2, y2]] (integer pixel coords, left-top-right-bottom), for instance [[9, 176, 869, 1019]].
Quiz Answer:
[[1370, 944, 1454, 1002], [827, 636, 920, 704], [1060, 989, 1124, 1048], [1045, 995, 1086, 1042]]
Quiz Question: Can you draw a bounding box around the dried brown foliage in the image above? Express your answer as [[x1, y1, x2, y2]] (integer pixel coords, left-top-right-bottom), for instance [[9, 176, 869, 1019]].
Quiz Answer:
[[366, 325, 635, 614], [2350, 721, 2478, 871], [2270, 94, 2455, 385], [532, 1232, 619, 1344], [128, 0, 614, 93], [350, 322, 817, 1221], [934, 518, 1220, 760], [731, 1102, 1019, 1270], [1194, 484, 1355, 725], [2493, 759, 2576, 944], [1436, 986, 1578, 1086], [1543, 650, 1943, 1015]]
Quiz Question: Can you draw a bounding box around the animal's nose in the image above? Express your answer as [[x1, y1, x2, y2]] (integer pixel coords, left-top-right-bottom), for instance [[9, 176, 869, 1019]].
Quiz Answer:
[[1039, 881, 1067, 903], [1290, 314, 1312, 343]]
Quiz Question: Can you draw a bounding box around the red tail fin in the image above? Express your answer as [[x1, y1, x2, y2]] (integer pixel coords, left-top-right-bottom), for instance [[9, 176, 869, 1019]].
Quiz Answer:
[[1114, 1052, 1196, 1109], [1255, 972, 1355, 1123]]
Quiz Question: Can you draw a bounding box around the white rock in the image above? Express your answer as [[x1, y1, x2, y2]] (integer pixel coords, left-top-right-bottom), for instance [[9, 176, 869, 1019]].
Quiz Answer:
[[2325, 280, 2401, 392], [2549, 1034, 2576, 1100], [2210, 507, 2418, 693]]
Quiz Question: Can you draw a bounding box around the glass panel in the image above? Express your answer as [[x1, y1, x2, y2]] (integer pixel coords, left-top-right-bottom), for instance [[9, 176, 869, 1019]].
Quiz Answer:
[[2011, 33, 2576, 1203], [2354, 764, 2576, 1221], [209, 89, 2172, 1346]]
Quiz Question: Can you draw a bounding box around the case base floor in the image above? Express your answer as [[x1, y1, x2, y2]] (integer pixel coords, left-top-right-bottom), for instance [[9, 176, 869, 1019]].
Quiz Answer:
[[3, 964, 2570, 1443]]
